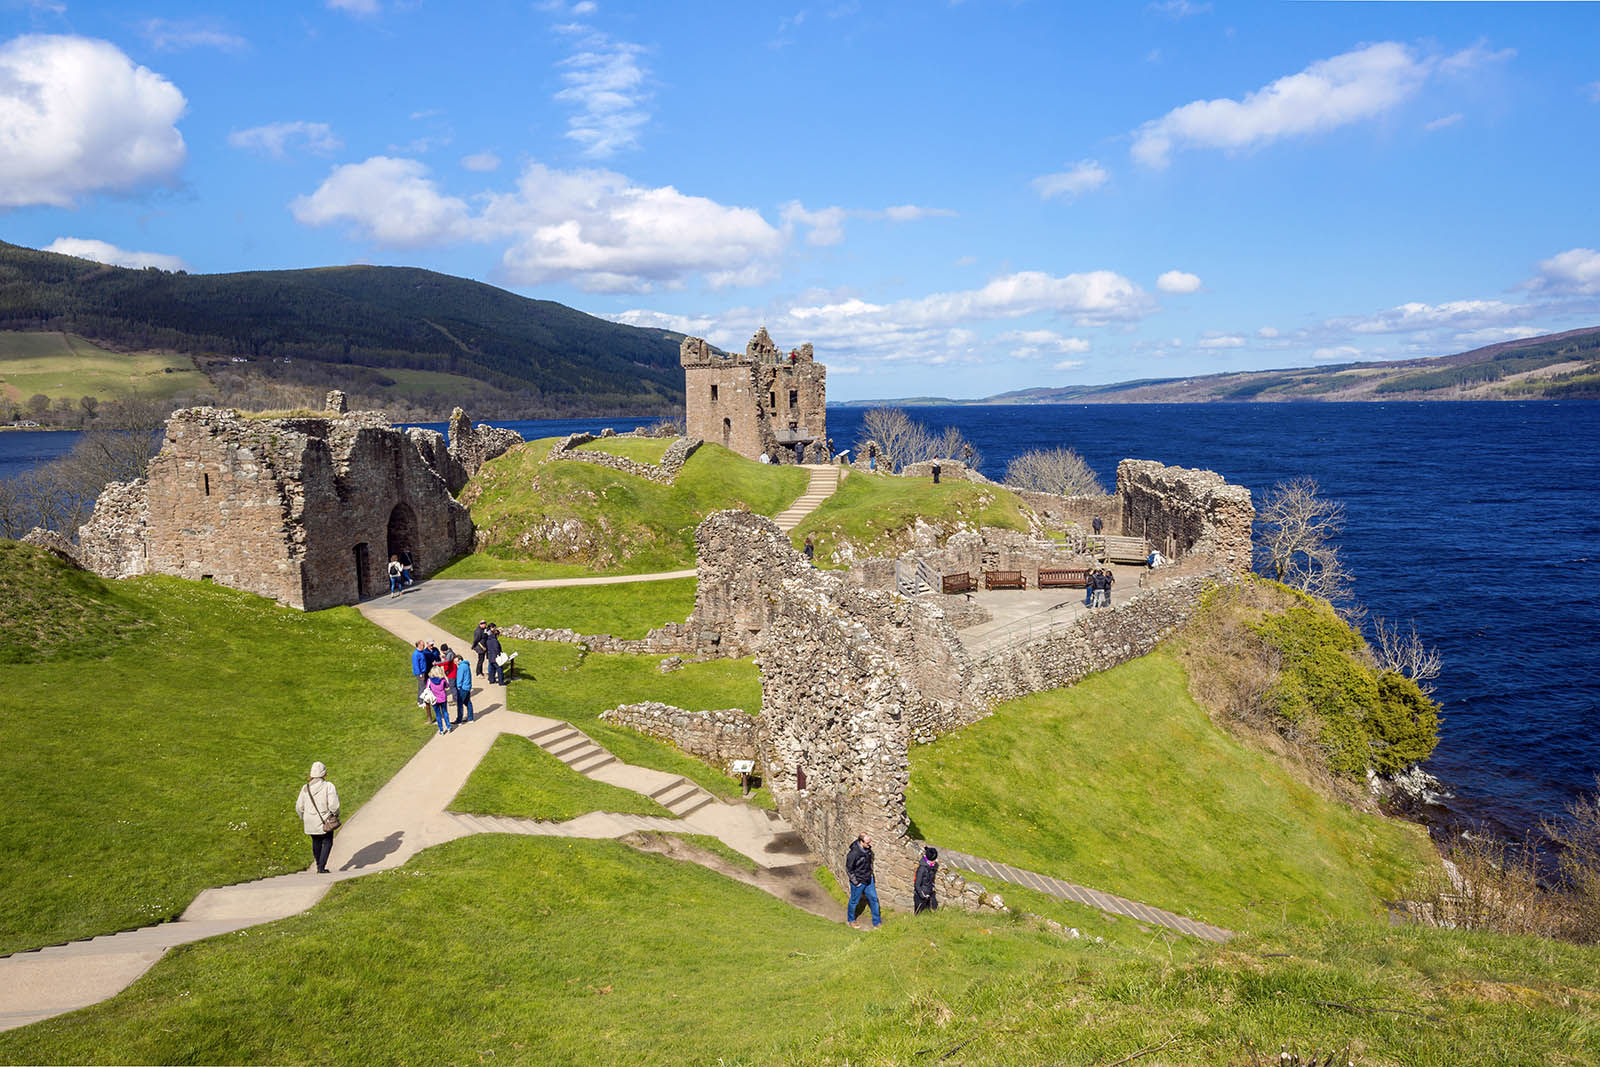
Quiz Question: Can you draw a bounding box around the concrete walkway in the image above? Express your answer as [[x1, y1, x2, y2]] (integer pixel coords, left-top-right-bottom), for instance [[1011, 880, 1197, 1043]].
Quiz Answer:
[[0, 597, 811, 1033], [938, 847, 1234, 942], [955, 562, 1144, 658]]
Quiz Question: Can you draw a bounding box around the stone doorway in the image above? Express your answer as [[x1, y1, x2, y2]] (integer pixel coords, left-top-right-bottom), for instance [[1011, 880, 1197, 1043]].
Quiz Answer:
[[722, 417, 731, 448], [353, 542, 370, 599], [386, 502, 418, 574]]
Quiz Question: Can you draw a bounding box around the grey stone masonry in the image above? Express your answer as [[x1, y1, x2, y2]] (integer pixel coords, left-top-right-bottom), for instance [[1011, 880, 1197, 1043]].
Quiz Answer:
[[598, 703, 759, 767], [546, 432, 702, 485]]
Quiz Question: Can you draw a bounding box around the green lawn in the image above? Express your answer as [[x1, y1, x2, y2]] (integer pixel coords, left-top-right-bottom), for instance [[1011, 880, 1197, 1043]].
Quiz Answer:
[[378, 367, 504, 397], [432, 555, 601, 580], [0, 330, 203, 404], [906, 652, 1438, 933], [3, 834, 1596, 1065], [449, 735, 672, 820], [500, 639, 763, 803], [792, 471, 1031, 566], [0, 546, 427, 954], [432, 577, 696, 640], [573, 436, 673, 463], [461, 440, 809, 573]]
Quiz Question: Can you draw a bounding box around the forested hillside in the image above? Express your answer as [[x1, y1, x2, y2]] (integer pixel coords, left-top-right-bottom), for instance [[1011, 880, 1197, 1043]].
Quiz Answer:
[[0, 242, 688, 416]]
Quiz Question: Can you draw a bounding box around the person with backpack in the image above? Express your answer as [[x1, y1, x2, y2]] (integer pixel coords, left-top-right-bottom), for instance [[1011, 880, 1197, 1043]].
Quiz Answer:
[[294, 761, 340, 875], [845, 832, 881, 928], [914, 846, 940, 914], [425, 666, 453, 734], [387, 555, 404, 598]]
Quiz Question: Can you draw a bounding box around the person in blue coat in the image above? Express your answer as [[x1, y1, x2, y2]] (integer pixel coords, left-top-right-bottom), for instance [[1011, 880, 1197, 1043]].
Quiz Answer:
[[411, 640, 429, 707], [452, 653, 475, 725]]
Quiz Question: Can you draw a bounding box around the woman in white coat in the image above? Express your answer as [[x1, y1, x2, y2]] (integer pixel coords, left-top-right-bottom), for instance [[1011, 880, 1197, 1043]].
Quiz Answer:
[[295, 761, 340, 874]]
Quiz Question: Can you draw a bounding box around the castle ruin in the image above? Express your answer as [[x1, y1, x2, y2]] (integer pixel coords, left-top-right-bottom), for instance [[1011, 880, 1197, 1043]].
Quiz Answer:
[[681, 328, 826, 464], [75, 400, 519, 611]]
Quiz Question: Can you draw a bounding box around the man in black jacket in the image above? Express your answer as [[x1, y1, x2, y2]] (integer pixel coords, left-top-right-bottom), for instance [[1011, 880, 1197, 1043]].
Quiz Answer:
[[845, 832, 881, 928], [471, 620, 489, 674], [484, 627, 504, 685]]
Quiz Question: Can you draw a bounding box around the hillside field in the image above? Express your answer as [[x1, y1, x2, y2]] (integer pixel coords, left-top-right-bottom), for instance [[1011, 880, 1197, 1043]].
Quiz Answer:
[[0, 331, 202, 405]]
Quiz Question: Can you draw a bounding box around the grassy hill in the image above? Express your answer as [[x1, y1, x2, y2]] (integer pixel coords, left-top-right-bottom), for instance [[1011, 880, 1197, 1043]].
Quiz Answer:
[[0, 543, 425, 955], [0, 331, 203, 406], [445, 439, 810, 577], [790, 471, 1033, 566], [843, 325, 1600, 405], [0, 240, 691, 416]]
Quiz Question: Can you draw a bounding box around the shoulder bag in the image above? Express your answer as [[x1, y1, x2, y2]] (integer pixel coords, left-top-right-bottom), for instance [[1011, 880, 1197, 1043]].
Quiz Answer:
[[305, 782, 341, 833]]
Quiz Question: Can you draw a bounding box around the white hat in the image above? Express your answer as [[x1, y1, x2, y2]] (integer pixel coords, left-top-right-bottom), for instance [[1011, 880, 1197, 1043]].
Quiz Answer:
[[309, 761, 326, 779]]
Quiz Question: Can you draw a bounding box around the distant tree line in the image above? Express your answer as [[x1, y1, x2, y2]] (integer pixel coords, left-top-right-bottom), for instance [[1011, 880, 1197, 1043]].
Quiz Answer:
[[0, 429, 160, 540]]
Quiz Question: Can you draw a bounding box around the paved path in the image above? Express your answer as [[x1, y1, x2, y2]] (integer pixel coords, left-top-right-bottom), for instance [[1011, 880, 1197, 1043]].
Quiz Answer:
[[937, 848, 1233, 942], [0, 603, 810, 1033]]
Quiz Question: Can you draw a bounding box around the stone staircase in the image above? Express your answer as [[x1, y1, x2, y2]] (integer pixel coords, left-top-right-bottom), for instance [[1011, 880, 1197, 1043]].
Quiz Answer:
[[773, 464, 840, 532], [526, 722, 718, 818]]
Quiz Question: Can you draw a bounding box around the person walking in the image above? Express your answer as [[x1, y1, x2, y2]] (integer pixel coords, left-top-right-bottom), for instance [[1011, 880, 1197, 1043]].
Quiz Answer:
[[484, 626, 504, 685], [845, 832, 881, 928], [913, 846, 940, 914], [471, 620, 489, 675], [426, 667, 453, 734], [295, 761, 340, 875], [387, 555, 404, 598], [803, 534, 815, 564], [1092, 515, 1103, 537], [452, 653, 475, 724], [411, 640, 429, 707]]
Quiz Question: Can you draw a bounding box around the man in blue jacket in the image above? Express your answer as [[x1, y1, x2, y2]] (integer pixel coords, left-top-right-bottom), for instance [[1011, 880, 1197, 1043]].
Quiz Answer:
[[411, 640, 429, 707], [845, 832, 881, 928]]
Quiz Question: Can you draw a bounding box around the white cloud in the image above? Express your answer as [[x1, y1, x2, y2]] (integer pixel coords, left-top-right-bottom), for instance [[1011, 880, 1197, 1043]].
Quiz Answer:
[[1130, 41, 1498, 168], [1197, 334, 1245, 349], [1425, 112, 1463, 131], [294, 156, 785, 292], [460, 151, 502, 172], [1313, 345, 1362, 361], [1453, 326, 1546, 347], [1053, 359, 1086, 371], [1344, 299, 1524, 334], [1156, 269, 1202, 294], [44, 237, 186, 271], [894, 271, 1149, 327], [781, 201, 955, 246], [1031, 159, 1108, 201], [556, 36, 649, 157], [1257, 326, 1279, 338], [1000, 329, 1091, 359], [0, 35, 186, 208], [228, 121, 341, 159], [1148, 0, 1211, 17], [328, 0, 380, 14], [141, 18, 246, 52], [1530, 247, 1600, 294], [291, 157, 473, 247]]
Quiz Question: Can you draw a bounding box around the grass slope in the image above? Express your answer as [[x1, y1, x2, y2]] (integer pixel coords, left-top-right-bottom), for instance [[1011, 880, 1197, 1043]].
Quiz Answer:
[[461, 440, 809, 574], [792, 472, 1031, 566], [501, 640, 762, 803], [432, 577, 696, 640], [3, 835, 1595, 1065], [449, 735, 671, 820], [906, 652, 1437, 933], [573, 436, 673, 463], [0, 553, 426, 954], [0, 330, 202, 403], [0, 541, 153, 661]]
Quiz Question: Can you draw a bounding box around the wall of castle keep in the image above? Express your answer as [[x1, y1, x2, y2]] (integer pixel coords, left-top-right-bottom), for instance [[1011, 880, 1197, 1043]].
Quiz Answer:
[[75, 405, 518, 611], [681, 330, 827, 463]]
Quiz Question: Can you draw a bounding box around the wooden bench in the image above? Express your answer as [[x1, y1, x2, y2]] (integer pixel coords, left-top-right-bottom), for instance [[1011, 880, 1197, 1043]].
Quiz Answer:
[[1038, 568, 1090, 589], [984, 570, 1027, 590], [942, 571, 976, 595]]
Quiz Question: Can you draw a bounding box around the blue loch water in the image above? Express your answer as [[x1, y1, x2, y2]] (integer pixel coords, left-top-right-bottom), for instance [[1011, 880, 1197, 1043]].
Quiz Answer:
[[5, 402, 1595, 838]]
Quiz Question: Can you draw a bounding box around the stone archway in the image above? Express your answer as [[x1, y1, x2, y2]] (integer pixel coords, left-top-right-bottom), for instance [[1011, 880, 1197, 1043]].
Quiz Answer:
[[722, 417, 731, 448], [387, 502, 418, 573]]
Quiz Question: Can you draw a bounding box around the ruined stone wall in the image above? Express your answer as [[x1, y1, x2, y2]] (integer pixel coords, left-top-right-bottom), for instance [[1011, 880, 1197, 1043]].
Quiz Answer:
[[898, 459, 994, 485], [497, 620, 731, 659], [689, 509, 818, 652], [447, 408, 522, 487], [78, 407, 475, 610], [598, 702, 759, 767], [1117, 459, 1254, 571], [547, 432, 701, 484], [1015, 490, 1121, 536], [850, 527, 1096, 592]]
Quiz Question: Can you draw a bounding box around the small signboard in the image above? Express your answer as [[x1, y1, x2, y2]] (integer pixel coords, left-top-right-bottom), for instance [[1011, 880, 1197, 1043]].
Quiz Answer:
[[729, 760, 755, 774]]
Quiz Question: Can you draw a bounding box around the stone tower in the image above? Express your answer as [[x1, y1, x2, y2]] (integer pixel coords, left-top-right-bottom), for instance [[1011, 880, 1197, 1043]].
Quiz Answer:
[[680, 328, 827, 463]]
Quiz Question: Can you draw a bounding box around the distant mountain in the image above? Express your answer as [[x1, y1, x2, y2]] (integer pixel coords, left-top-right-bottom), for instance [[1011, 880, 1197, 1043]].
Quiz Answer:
[[838, 326, 1600, 406], [0, 241, 688, 415]]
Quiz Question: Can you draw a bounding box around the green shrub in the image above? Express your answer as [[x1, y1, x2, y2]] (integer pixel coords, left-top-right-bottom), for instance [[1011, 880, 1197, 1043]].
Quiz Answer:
[[1369, 671, 1442, 774]]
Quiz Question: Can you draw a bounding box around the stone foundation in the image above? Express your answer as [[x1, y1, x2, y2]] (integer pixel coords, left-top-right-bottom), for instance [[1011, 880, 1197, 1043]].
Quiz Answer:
[[598, 702, 759, 767], [546, 432, 702, 484]]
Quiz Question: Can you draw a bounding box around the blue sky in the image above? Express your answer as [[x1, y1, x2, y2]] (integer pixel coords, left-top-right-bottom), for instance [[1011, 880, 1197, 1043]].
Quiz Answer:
[[2, 0, 1598, 400]]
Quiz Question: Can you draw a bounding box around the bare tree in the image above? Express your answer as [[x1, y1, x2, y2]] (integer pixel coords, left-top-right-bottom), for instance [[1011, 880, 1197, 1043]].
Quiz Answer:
[[1003, 446, 1106, 496], [1255, 477, 1354, 604], [0, 429, 160, 539], [1369, 616, 1444, 695], [933, 425, 982, 471], [857, 407, 929, 472]]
